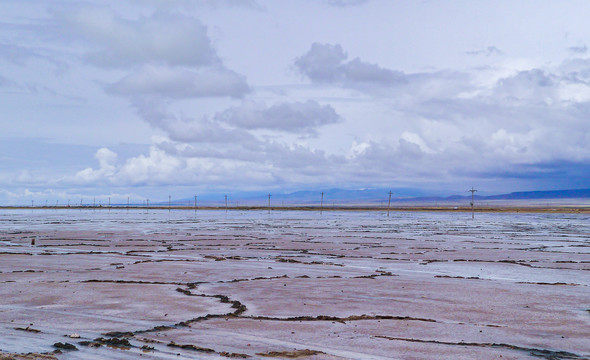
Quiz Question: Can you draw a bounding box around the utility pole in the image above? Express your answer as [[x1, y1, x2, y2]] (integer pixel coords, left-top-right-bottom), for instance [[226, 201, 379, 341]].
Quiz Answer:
[[194, 195, 197, 211], [225, 195, 228, 212], [168, 195, 171, 211], [268, 193, 272, 214], [147, 199, 149, 207], [68, 199, 70, 207], [31, 200, 34, 208], [93, 197, 96, 207], [108, 197, 111, 207], [387, 191, 392, 217], [127, 197, 130, 208], [469, 187, 478, 219], [320, 192, 324, 215]]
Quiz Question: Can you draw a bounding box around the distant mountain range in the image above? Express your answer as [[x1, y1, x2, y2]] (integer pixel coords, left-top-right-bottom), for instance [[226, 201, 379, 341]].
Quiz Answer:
[[169, 188, 590, 206], [408, 188, 590, 204], [482, 189, 590, 200]]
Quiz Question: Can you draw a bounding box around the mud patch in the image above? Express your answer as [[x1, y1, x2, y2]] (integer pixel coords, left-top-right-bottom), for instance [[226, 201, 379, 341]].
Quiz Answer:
[[256, 349, 325, 358]]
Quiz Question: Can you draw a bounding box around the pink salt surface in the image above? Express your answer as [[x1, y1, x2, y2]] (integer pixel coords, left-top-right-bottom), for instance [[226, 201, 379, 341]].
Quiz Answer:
[[0, 209, 589, 359]]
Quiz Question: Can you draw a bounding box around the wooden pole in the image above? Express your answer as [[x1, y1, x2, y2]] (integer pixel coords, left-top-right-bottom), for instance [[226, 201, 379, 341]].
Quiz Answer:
[[387, 191, 392, 217], [469, 187, 478, 219]]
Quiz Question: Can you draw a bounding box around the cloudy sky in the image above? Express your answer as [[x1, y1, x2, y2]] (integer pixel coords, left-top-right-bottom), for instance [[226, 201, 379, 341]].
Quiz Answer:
[[1, 0, 590, 204]]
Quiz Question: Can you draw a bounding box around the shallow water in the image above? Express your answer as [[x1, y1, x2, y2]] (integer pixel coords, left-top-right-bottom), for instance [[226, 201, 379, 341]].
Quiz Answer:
[[1, 209, 589, 359]]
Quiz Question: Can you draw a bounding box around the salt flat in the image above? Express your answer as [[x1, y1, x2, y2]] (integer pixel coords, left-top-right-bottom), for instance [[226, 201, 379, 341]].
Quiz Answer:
[[0, 209, 589, 359]]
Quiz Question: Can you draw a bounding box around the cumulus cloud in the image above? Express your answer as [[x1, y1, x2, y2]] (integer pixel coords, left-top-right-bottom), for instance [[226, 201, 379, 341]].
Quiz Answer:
[[73, 144, 188, 186], [107, 65, 249, 99], [157, 138, 336, 173], [131, 99, 258, 144], [96, 148, 118, 170], [295, 43, 406, 86], [68, 138, 336, 188], [7, 1, 590, 200], [117, 145, 184, 185], [493, 69, 556, 103], [63, 9, 219, 68], [75, 148, 118, 182], [214, 100, 342, 134], [83, 53, 590, 192]]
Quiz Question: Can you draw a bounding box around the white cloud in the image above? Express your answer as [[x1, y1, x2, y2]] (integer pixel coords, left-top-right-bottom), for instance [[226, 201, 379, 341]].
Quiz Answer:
[[95, 147, 117, 172], [5, 0, 590, 202], [75, 147, 118, 182], [131, 100, 259, 144], [214, 100, 341, 134], [117, 146, 184, 185], [295, 43, 406, 86], [107, 64, 249, 98], [63, 9, 219, 68]]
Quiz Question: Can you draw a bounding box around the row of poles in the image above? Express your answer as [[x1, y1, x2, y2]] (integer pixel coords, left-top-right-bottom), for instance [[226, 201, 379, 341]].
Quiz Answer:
[[187, 189, 480, 218], [26, 188, 480, 218]]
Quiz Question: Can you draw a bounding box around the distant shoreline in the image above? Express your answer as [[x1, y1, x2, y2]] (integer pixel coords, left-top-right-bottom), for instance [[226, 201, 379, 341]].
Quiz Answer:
[[1, 205, 589, 214]]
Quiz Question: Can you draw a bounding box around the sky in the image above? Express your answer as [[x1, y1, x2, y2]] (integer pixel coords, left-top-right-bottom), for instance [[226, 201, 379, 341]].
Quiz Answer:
[[1, 0, 590, 205]]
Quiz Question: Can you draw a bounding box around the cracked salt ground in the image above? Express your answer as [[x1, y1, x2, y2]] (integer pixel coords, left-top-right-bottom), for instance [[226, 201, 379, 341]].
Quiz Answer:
[[0, 209, 589, 359]]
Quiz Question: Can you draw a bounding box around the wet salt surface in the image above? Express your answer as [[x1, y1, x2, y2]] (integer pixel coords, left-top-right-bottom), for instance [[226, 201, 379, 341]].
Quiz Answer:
[[0, 209, 589, 359]]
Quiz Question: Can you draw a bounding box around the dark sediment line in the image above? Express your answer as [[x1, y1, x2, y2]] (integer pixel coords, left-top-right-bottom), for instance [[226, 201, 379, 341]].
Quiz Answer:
[[14, 326, 41, 333], [81, 279, 186, 286], [256, 349, 324, 358], [374, 335, 586, 359], [243, 314, 437, 324], [516, 282, 583, 286], [134, 287, 248, 334], [167, 341, 214, 353]]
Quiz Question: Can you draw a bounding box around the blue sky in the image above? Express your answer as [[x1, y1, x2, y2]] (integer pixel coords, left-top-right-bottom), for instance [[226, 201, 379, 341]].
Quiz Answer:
[[1, 0, 590, 204]]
